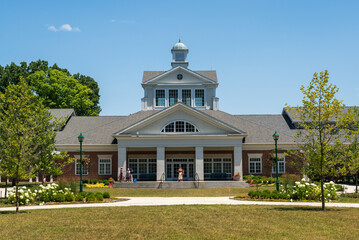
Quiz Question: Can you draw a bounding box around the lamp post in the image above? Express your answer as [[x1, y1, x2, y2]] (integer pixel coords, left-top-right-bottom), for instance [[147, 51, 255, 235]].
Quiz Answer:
[[272, 131, 280, 191], [78, 133, 84, 192]]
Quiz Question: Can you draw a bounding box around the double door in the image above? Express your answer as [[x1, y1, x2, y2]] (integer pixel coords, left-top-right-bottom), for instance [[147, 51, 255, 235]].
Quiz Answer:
[[166, 158, 195, 181]]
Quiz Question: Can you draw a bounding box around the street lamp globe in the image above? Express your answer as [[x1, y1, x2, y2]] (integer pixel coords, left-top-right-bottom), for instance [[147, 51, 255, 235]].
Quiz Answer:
[[78, 133, 84, 143], [272, 131, 279, 141]]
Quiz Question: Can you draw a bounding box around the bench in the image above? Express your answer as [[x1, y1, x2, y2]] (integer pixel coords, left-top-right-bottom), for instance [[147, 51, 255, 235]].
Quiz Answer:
[[209, 173, 232, 180], [139, 173, 156, 181]]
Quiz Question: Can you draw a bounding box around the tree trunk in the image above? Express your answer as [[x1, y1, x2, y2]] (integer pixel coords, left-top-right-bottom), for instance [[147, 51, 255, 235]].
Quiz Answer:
[[15, 176, 19, 213], [321, 179, 325, 211]]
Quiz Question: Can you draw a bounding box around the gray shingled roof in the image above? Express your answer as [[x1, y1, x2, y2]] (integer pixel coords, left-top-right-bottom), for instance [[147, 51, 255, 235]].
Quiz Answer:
[[283, 106, 353, 123], [55, 110, 159, 145], [142, 70, 218, 83], [55, 107, 296, 145], [49, 109, 75, 123]]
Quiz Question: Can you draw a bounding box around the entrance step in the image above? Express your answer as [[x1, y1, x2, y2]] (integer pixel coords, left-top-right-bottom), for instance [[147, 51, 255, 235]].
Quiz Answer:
[[113, 181, 249, 189]]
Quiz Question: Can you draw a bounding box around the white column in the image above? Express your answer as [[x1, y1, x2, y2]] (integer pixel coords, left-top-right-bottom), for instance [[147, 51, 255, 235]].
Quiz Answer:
[[29, 178, 32, 183], [118, 147, 127, 181], [234, 145, 243, 180], [195, 146, 204, 180], [0, 176, 1, 182], [36, 174, 39, 182], [50, 175, 53, 182], [156, 147, 165, 181]]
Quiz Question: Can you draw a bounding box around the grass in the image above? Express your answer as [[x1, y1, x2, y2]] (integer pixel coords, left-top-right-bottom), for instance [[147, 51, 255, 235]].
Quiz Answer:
[[0, 205, 358, 239], [83, 186, 275, 197]]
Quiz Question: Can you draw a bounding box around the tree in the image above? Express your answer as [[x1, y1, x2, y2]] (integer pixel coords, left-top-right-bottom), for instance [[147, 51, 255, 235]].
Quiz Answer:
[[0, 78, 70, 212], [286, 70, 352, 210], [0, 60, 101, 115], [28, 69, 96, 116]]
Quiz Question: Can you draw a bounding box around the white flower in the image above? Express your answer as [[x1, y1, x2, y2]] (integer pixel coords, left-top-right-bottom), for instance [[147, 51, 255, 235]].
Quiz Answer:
[[19, 189, 24, 193], [20, 195, 23, 199], [295, 181, 300, 185], [329, 181, 334, 185], [301, 178, 305, 182]]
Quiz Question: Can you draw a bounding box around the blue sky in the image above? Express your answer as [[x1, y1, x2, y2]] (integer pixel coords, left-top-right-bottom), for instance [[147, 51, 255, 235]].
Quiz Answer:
[[0, 0, 358, 116]]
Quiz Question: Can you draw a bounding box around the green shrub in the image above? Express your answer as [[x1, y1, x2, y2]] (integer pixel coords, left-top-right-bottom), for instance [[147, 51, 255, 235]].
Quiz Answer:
[[103, 192, 110, 198], [65, 192, 75, 202], [86, 192, 96, 202], [75, 192, 86, 202], [261, 190, 271, 199], [53, 193, 66, 202], [340, 193, 359, 198], [103, 180, 110, 185], [270, 190, 280, 199], [252, 179, 257, 184], [95, 192, 104, 201], [335, 184, 343, 191]]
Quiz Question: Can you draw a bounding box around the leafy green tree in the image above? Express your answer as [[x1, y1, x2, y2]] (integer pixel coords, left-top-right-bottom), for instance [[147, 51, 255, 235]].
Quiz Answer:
[[0, 60, 101, 115], [286, 70, 352, 210], [0, 78, 71, 212], [28, 69, 96, 116]]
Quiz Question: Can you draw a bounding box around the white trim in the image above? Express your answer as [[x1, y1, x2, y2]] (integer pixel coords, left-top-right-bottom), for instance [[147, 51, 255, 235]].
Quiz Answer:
[[143, 66, 217, 85], [194, 88, 206, 108], [154, 88, 166, 108], [75, 159, 89, 175], [248, 153, 262, 174], [272, 153, 285, 174], [160, 120, 200, 133], [98, 156, 112, 175], [114, 103, 247, 135]]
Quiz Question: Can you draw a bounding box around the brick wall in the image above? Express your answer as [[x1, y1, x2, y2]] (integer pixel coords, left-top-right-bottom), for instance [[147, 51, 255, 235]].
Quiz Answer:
[[56, 151, 118, 181], [242, 150, 300, 177]]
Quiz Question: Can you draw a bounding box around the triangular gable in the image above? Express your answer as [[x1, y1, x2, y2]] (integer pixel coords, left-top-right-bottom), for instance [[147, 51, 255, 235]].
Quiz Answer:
[[114, 103, 246, 136], [142, 66, 217, 85]]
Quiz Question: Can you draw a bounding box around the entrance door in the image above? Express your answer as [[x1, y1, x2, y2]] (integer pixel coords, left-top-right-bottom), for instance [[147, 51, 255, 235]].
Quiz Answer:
[[166, 158, 195, 181]]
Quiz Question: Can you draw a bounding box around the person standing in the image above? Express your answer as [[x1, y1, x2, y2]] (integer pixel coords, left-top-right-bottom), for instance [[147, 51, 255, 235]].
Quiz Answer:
[[127, 168, 131, 182], [119, 167, 123, 182], [177, 167, 183, 182]]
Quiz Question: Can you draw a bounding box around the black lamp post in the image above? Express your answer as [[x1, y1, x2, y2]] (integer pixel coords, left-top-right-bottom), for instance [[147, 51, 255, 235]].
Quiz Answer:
[[78, 133, 84, 192], [273, 131, 280, 191]]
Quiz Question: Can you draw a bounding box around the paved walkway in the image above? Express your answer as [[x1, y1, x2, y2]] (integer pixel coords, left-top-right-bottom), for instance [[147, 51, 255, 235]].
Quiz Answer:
[[0, 197, 359, 212]]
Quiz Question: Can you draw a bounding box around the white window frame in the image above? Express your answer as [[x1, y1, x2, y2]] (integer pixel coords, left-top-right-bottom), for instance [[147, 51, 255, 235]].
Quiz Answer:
[[160, 120, 200, 133], [98, 155, 112, 175], [168, 89, 179, 106], [154, 88, 166, 107], [248, 153, 262, 174], [181, 89, 192, 107], [194, 88, 205, 107], [74, 155, 89, 175], [272, 154, 285, 174]]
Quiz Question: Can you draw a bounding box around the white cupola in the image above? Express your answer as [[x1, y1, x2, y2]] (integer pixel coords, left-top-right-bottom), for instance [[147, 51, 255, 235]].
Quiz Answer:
[[171, 39, 189, 68]]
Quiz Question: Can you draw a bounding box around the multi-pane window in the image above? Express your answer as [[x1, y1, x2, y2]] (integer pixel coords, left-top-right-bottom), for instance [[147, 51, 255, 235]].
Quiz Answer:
[[155, 89, 165, 107], [75, 160, 89, 175], [272, 156, 285, 174], [204, 157, 232, 179], [169, 89, 178, 106], [175, 52, 185, 61], [195, 89, 204, 106], [99, 158, 111, 175], [249, 157, 262, 174], [161, 121, 199, 133], [128, 158, 157, 180], [182, 89, 191, 106]]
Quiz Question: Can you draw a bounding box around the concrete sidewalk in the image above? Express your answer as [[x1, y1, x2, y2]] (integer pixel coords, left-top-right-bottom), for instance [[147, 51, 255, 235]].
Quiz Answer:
[[0, 197, 359, 212]]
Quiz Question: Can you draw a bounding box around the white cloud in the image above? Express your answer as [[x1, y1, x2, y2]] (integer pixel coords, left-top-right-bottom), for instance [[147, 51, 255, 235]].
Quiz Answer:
[[47, 24, 80, 32]]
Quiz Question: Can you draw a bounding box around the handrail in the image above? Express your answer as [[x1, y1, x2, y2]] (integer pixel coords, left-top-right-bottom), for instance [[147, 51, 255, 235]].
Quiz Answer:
[[157, 172, 165, 189], [194, 172, 200, 189]]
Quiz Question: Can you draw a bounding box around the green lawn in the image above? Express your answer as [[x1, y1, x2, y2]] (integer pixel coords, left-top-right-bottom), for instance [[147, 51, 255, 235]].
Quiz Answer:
[[83, 186, 274, 197], [0, 205, 358, 239]]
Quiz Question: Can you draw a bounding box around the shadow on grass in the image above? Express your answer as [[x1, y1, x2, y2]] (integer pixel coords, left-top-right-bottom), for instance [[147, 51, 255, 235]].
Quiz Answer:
[[272, 206, 347, 212], [0, 210, 32, 215]]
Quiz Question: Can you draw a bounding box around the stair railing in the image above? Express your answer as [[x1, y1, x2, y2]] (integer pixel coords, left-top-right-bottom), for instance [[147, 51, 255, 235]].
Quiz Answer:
[[194, 172, 200, 189], [157, 172, 165, 189]]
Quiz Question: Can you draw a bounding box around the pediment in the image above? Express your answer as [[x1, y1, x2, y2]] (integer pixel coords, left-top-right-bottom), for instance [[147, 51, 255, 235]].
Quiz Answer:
[[142, 67, 217, 86], [114, 104, 246, 137]]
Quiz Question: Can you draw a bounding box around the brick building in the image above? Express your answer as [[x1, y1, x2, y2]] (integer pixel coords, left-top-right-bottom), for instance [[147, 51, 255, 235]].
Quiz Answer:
[[54, 40, 301, 182]]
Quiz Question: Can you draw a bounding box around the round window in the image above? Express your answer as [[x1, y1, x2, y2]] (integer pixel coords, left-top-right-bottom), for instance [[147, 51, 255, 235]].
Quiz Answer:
[[177, 74, 183, 80]]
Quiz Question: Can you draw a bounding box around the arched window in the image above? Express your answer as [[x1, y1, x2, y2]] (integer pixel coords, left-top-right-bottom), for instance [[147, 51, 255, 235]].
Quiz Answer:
[[161, 121, 199, 133]]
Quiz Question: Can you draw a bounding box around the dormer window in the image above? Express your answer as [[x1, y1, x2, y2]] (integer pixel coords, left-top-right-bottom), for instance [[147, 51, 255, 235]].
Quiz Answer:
[[182, 89, 191, 106], [155, 89, 165, 107], [169, 89, 178, 106], [161, 121, 199, 133], [195, 89, 204, 106]]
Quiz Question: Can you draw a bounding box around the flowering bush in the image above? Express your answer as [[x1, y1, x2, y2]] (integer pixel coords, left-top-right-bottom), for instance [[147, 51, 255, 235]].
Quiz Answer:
[[247, 179, 338, 202], [8, 186, 36, 205], [85, 183, 107, 188]]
